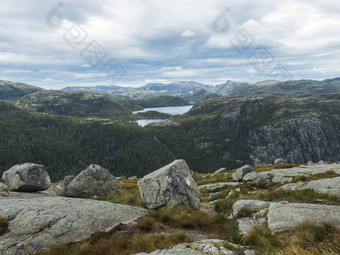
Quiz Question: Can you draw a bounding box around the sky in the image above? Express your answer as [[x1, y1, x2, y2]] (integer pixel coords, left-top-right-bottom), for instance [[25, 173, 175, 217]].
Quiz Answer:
[[1, 0, 340, 89]]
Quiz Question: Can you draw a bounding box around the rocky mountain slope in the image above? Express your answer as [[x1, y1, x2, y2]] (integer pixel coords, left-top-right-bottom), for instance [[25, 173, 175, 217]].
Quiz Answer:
[[0, 80, 43, 103], [151, 94, 340, 171]]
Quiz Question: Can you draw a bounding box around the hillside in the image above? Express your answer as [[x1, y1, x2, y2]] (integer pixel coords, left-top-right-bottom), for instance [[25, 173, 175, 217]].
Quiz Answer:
[[150, 94, 340, 171], [0, 101, 175, 180], [16, 90, 131, 117], [1, 94, 340, 181], [0, 80, 43, 103]]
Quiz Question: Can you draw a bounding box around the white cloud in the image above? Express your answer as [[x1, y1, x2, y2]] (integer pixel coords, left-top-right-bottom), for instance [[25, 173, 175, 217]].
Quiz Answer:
[[181, 30, 196, 37]]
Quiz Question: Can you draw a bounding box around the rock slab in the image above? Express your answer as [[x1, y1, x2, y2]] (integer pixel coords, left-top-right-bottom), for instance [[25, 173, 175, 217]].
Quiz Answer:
[[137, 159, 201, 210], [2, 163, 51, 192], [135, 239, 238, 255], [0, 196, 147, 255], [64, 164, 122, 198]]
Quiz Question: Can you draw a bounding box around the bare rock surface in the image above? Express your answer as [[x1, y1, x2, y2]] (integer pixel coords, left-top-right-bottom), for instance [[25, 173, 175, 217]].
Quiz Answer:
[[256, 163, 340, 183], [279, 177, 340, 196], [0, 195, 147, 255], [267, 202, 340, 233], [2, 163, 51, 192], [135, 239, 238, 255], [137, 160, 201, 210], [233, 199, 340, 235]]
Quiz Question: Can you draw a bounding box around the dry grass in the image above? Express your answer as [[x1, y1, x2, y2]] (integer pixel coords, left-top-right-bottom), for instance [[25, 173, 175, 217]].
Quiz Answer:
[[244, 221, 340, 255], [292, 170, 340, 182], [99, 179, 145, 208]]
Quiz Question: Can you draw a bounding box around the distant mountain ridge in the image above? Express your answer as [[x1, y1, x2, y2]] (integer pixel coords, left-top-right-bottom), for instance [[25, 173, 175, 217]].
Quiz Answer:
[[61, 77, 340, 99]]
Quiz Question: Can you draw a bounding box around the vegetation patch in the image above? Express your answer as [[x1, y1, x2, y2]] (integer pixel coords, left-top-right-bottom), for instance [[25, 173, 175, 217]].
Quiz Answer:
[[0, 215, 8, 235], [292, 171, 339, 182], [244, 221, 340, 255]]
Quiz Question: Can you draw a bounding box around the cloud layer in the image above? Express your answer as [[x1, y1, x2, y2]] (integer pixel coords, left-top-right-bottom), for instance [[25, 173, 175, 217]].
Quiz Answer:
[[1, 0, 339, 89]]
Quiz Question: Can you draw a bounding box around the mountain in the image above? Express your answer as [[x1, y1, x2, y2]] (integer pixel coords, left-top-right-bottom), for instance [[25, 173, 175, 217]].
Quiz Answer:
[[16, 90, 131, 117], [150, 94, 340, 171], [0, 80, 43, 103], [63, 85, 124, 91]]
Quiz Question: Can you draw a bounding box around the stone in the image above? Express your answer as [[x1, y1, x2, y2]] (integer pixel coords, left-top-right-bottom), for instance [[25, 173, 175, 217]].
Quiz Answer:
[[0, 183, 10, 197], [232, 200, 270, 217], [274, 158, 285, 164], [308, 161, 314, 165], [63, 175, 75, 187], [2, 163, 51, 192], [279, 177, 340, 196], [237, 217, 266, 235], [232, 165, 252, 181], [129, 176, 137, 179], [64, 164, 122, 198], [214, 167, 227, 174], [44, 183, 63, 196], [267, 202, 340, 233], [319, 160, 325, 164], [135, 239, 238, 255], [199, 203, 217, 216], [0, 195, 147, 255], [116, 176, 127, 180], [137, 159, 201, 210], [243, 172, 269, 186]]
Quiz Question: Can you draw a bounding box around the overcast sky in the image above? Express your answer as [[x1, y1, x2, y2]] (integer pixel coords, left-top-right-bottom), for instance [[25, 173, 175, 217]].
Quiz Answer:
[[1, 0, 340, 89]]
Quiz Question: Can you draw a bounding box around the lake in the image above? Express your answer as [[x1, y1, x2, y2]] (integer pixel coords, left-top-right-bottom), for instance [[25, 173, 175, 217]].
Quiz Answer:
[[133, 105, 193, 115], [135, 119, 170, 127]]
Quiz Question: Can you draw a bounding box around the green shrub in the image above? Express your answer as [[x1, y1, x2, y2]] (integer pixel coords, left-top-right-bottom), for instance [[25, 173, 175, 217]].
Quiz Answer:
[[0, 215, 8, 234]]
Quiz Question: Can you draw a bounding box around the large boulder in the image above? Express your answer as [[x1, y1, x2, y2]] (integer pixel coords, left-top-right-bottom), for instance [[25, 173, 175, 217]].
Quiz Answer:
[[2, 163, 51, 192], [137, 159, 201, 210], [232, 165, 252, 181], [63, 164, 121, 198]]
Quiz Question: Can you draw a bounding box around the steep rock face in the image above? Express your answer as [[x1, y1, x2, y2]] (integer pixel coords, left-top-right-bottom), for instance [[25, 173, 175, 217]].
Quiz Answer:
[[184, 95, 340, 167], [137, 160, 201, 210]]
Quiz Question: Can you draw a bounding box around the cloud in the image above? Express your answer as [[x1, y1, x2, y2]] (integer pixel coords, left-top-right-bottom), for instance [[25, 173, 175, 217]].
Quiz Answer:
[[0, 0, 339, 89], [181, 30, 196, 37]]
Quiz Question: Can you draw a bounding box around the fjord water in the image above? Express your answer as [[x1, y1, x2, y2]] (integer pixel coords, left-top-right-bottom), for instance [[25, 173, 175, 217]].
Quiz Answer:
[[133, 105, 193, 115], [134, 105, 193, 127]]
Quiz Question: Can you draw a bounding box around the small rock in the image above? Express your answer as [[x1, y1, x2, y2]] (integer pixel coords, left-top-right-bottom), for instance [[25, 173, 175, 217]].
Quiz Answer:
[[2, 163, 51, 192], [232, 165, 252, 181], [319, 160, 325, 164], [274, 158, 285, 164], [137, 159, 201, 210], [308, 161, 314, 165], [243, 172, 268, 186], [128, 176, 137, 180], [214, 167, 227, 174]]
